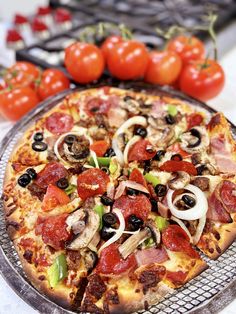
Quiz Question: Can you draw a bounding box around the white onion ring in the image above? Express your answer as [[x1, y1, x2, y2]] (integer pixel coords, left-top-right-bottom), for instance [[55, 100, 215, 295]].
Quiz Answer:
[[107, 182, 115, 199], [112, 137, 125, 165], [98, 208, 125, 255], [192, 215, 206, 245], [115, 116, 147, 136], [112, 116, 147, 166], [123, 135, 141, 165], [54, 129, 96, 166], [171, 216, 193, 243], [167, 184, 208, 220], [114, 180, 150, 199]]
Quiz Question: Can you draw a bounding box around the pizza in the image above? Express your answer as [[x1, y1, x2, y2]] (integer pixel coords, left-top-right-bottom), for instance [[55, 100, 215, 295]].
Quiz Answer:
[[3, 86, 236, 313]]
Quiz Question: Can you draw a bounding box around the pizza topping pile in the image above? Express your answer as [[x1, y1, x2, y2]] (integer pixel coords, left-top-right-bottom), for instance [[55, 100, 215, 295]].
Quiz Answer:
[[4, 87, 236, 313]]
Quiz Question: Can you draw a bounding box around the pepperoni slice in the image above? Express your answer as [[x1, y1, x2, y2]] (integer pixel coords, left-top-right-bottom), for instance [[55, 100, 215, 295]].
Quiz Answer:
[[35, 162, 68, 189], [162, 225, 199, 258], [160, 160, 197, 175], [85, 97, 112, 116], [166, 270, 188, 285], [77, 168, 110, 200], [113, 194, 151, 222], [129, 168, 148, 188], [42, 184, 70, 211], [128, 139, 156, 162], [167, 142, 190, 158], [45, 112, 74, 134], [96, 243, 137, 275], [186, 113, 203, 130], [219, 180, 236, 213], [38, 213, 70, 250], [90, 140, 109, 157]]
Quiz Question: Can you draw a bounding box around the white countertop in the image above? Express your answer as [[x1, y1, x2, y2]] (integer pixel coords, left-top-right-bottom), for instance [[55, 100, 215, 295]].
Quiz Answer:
[[0, 40, 236, 314]]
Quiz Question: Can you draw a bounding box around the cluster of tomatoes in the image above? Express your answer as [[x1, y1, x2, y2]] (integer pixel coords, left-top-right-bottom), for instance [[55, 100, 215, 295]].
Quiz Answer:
[[0, 34, 225, 122], [65, 34, 225, 102], [0, 63, 69, 121]]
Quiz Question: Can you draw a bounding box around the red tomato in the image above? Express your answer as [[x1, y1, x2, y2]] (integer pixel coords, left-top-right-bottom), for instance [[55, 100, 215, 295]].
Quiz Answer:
[[101, 35, 123, 60], [42, 184, 70, 211], [107, 40, 149, 80], [3, 61, 40, 89], [160, 160, 197, 175], [166, 270, 188, 285], [167, 35, 205, 65], [90, 140, 109, 157], [113, 194, 151, 222], [128, 139, 156, 162], [37, 68, 70, 100], [85, 97, 112, 116], [96, 243, 137, 275], [45, 112, 74, 134], [39, 213, 70, 250], [167, 143, 190, 158], [129, 168, 148, 188], [186, 113, 204, 130], [179, 59, 225, 101], [0, 87, 39, 121], [145, 51, 182, 85], [64, 42, 105, 84], [77, 168, 110, 200], [35, 162, 68, 189], [162, 225, 199, 258]]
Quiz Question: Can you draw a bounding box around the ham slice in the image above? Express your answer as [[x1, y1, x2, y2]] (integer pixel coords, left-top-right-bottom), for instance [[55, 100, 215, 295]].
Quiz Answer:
[[150, 100, 165, 118], [210, 135, 236, 173], [135, 246, 169, 267], [219, 180, 236, 213], [207, 192, 232, 223]]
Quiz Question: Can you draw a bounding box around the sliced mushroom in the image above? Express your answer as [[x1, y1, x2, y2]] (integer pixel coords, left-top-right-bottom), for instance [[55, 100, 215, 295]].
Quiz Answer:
[[121, 97, 141, 114], [118, 227, 151, 259], [158, 127, 175, 148], [61, 135, 90, 163], [88, 231, 101, 252], [66, 208, 100, 250], [81, 248, 98, 271], [180, 126, 209, 153], [168, 171, 190, 190], [66, 209, 88, 235], [146, 219, 161, 246]]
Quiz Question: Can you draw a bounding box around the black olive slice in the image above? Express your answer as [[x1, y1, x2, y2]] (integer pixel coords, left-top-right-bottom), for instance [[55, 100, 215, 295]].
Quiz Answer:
[[32, 141, 48, 152]]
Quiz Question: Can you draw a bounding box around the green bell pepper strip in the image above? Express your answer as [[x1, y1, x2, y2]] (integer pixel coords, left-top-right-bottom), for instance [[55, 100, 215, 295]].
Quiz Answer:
[[144, 237, 154, 248], [155, 216, 169, 232], [89, 157, 111, 167], [64, 184, 76, 195], [47, 254, 68, 288], [167, 104, 178, 117], [144, 173, 160, 187], [93, 204, 104, 230], [109, 159, 118, 174]]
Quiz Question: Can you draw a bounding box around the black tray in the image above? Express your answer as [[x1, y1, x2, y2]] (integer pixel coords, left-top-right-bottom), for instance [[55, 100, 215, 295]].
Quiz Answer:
[[0, 82, 236, 314]]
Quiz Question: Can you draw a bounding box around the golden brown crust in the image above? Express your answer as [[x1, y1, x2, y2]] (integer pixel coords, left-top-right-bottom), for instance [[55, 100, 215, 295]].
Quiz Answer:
[[107, 282, 172, 314], [197, 218, 236, 260]]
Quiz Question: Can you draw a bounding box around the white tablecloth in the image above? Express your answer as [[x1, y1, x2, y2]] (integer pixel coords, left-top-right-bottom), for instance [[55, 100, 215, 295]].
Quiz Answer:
[[0, 46, 236, 314]]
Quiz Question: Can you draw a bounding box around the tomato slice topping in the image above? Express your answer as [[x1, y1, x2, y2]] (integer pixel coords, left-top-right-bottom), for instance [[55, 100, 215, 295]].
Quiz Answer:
[[129, 168, 148, 188], [96, 243, 137, 275], [45, 112, 74, 134], [162, 225, 199, 258], [90, 140, 109, 157], [160, 160, 197, 175], [35, 162, 68, 189], [85, 97, 112, 116], [42, 184, 70, 211], [113, 194, 151, 223], [187, 113, 203, 130], [166, 270, 188, 285], [36, 213, 70, 250], [167, 142, 190, 158], [128, 139, 156, 162], [77, 168, 110, 200]]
